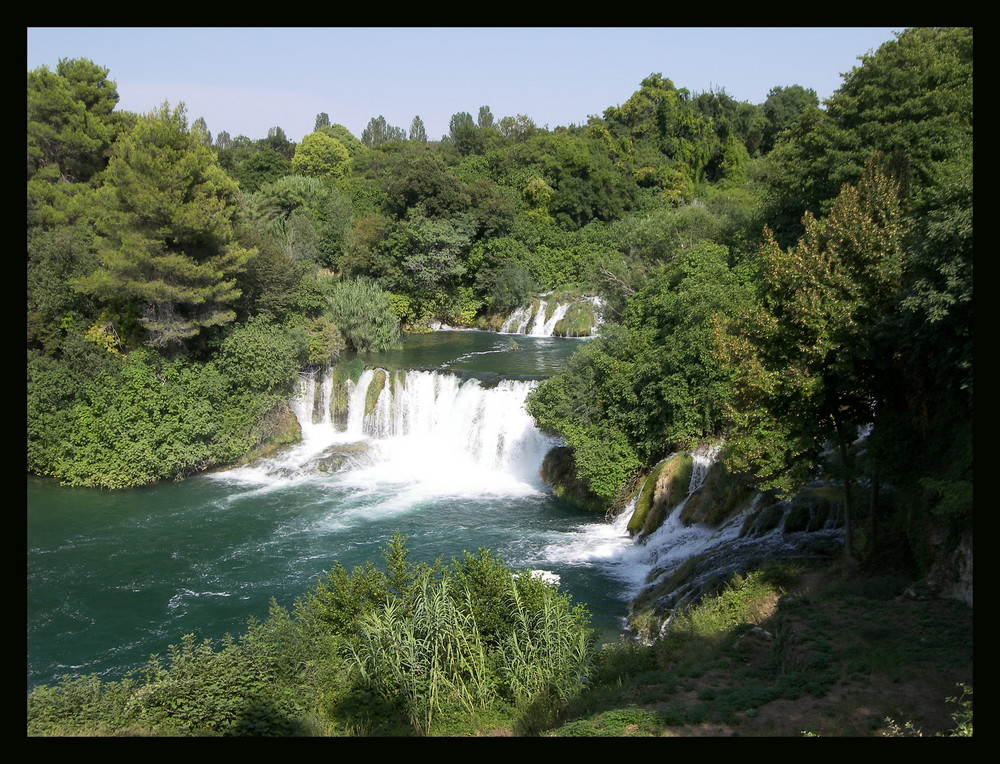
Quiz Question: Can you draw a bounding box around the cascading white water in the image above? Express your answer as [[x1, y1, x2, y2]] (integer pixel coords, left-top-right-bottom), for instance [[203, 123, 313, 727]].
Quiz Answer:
[[498, 296, 597, 337], [539, 442, 735, 611], [499, 304, 533, 334], [291, 368, 334, 435], [285, 368, 557, 496]]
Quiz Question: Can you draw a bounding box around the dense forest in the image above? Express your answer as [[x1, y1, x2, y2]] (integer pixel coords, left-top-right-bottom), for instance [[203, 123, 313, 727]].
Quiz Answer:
[[27, 28, 972, 735]]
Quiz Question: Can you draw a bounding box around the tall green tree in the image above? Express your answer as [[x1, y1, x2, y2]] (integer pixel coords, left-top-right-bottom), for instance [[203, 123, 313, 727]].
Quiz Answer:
[[477, 105, 495, 130], [27, 57, 120, 184], [361, 115, 406, 147], [720, 158, 906, 562], [761, 84, 819, 152], [447, 110, 485, 155], [409, 115, 427, 143], [291, 131, 350, 179], [75, 103, 252, 350], [757, 28, 972, 246]]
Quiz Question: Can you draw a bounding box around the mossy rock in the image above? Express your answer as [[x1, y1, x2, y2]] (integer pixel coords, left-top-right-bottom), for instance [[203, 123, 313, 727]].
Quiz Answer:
[[784, 488, 841, 533], [628, 454, 693, 538], [328, 359, 366, 428], [364, 369, 387, 416], [230, 402, 302, 466], [681, 458, 754, 527], [553, 300, 597, 337], [540, 446, 606, 513], [740, 501, 787, 538], [311, 442, 371, 473]]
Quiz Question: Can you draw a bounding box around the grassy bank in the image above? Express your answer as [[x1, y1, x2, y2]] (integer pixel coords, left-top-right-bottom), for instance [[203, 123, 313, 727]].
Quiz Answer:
[[28, 553, 972, 737], [549, 560, 973, 737]]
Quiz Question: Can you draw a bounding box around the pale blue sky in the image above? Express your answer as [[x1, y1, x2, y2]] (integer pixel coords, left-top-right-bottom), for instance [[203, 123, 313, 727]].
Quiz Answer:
[[27, 27, 903, 144]]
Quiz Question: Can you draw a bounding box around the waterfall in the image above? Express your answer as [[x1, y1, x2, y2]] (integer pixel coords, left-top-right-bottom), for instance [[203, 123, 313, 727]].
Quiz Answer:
[[291, 368, 335, 441], [499, 304, 533, 334], [283, 368, 558, 492], [498, 294, 602, 337], [622, 443, 845, 637]]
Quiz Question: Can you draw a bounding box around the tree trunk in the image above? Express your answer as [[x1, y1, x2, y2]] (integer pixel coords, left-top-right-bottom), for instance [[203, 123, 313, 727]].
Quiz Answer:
[[832, 414, 859, 566]]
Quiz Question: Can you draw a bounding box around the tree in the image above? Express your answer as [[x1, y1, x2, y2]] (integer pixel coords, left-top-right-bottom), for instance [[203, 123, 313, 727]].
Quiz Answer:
[[317, 123, 365, 158], [497, 114, 537, 141], [265, 125, 295, 159], [757, 28, 972, 246], [75, 103, 252, 350], [826, 27, 972, 195], [720, 158, 905, 562], [448, 111, 485, 154], [27, 58, 120, 184], [361, 115, 406, 147], [477, 105, 495, 130], [380, 150, 470, 219], [409, 115, 427, 143], [314, 112, 331, 131], [291, 131, 350, 179], [326, 277, 400, 352], [191, 116, 211, 146], [761, 85, 819, 152]]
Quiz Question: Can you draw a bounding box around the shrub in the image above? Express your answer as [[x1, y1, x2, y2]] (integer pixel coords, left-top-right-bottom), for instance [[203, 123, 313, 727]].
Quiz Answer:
[[327, 277, 400, 353]]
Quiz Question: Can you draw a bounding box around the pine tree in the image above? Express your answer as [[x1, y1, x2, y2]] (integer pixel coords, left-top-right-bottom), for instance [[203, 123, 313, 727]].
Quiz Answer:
[[75, 103, 252, 350]]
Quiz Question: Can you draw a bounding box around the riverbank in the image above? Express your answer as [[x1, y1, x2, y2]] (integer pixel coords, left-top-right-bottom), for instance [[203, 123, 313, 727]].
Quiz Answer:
[[545, 559, 973, 737]]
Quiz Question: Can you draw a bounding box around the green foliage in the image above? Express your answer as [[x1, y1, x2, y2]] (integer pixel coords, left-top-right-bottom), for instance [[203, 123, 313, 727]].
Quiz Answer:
[[380, 149, 471, 219], [528, 240, 750, 504], [721, 158, 905, 499], [361, 115, 406, 147], [27, 344, 295, 489], [27, 674, 140, 736], [28, 538, 594, 737], [292, 131, 350, 179], [27, 58, 120, 185], [761, 84, 819, 153], [217, 137, 294, 194], [243, 173, 353, 268], [341, 543, 593, 734], [758, 28, 971, 247], [74, 103, 252, 350], [216, 317, 300, 394], [408, 115, 427, 143], [326, 277, 400, 352]]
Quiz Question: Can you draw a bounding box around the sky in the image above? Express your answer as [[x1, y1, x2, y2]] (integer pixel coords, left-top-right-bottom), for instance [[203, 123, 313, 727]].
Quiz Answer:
[[27, 27, 903, 144]]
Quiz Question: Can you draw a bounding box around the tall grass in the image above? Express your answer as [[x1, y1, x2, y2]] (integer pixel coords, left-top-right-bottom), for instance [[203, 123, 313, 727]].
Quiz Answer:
[[348, 565, 594, 735], [349, 575, 496, 734]]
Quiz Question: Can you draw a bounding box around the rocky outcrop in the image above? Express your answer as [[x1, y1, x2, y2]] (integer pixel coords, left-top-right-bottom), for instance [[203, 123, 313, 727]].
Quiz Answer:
[[309, 442, 371, 474], [539, 446, 606, 513], [628, 454, 693, 539]]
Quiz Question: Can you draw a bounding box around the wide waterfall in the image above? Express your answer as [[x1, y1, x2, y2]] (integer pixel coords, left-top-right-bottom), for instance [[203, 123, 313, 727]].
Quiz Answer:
[[283, 366, 557, 492]]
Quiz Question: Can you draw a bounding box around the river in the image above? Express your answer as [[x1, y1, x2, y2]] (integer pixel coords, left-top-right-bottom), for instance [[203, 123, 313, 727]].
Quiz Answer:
[[27, 330, 648, 689]]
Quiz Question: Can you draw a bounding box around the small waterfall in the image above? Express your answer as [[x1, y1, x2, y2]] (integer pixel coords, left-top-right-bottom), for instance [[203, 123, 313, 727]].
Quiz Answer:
[[621, 443, 845, 637], [687, 441, 722, 495], [499, 294, 601, 337], [291, 368, 334, 440], [499, 304, 533, 334]]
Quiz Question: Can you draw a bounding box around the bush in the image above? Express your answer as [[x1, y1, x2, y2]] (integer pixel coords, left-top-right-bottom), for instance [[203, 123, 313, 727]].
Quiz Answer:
[[327, 277, 400, 352], [217, 316, 300, 394]]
